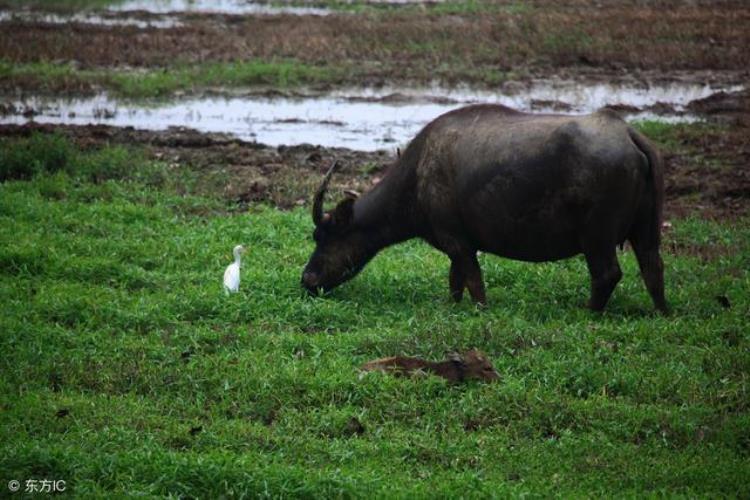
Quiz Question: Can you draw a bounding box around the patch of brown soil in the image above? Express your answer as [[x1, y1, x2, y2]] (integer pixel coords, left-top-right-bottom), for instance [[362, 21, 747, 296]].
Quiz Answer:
[[662, 106, 750, 219], [663, 239, 735, 263], [687, 89, 750, 126]]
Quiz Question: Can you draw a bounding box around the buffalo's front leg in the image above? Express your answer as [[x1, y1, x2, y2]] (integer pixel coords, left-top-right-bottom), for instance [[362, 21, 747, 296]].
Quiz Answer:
[[449, 259, 466, 302], [449, 253, 486, 305]]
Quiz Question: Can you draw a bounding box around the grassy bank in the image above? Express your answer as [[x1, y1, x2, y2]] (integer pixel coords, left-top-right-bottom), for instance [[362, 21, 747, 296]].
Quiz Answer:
[[0, 60, 343, 98], [0, 58, 509, 99], [0, 134, 748, 496]]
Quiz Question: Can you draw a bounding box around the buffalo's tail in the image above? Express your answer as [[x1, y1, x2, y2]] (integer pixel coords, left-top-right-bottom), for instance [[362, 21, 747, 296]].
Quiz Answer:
[[628, 127, 664, 245]]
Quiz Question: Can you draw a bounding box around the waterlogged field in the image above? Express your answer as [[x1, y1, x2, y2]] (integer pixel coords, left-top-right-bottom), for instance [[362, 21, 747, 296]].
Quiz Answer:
[[0, 134, 748, 496]]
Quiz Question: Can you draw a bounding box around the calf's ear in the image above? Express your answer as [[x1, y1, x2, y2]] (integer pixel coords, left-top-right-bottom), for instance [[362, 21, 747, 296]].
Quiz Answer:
[[447, 351, 467, 368], [463, 349, 482, 362]]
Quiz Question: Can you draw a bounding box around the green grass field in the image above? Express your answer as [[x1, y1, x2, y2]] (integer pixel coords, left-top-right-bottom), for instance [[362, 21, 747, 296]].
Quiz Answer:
[[1, 133, 748, 497], [0, 60, 343, 98]]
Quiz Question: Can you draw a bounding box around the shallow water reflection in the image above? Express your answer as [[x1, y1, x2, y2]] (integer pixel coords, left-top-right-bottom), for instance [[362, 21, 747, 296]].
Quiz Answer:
[[2, 81, 743, 151]]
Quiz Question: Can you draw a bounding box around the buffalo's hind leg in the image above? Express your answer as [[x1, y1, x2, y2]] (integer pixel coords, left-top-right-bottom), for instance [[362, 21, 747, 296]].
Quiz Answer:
[[629, 228, 668, 314], [448, 253, 486, 305], [583, 245, 623, 312]]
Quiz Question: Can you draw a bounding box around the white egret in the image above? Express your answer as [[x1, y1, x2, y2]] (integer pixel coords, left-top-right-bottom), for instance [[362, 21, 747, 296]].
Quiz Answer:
[[223, 245, 246, 294]]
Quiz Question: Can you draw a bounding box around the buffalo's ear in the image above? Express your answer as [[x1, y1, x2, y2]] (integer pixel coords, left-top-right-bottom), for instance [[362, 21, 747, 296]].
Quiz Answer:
[[331, 197, 355, 227]]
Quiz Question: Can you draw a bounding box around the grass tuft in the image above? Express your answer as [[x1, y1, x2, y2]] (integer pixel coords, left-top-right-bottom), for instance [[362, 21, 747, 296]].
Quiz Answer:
[[0, 132, 73, 181]]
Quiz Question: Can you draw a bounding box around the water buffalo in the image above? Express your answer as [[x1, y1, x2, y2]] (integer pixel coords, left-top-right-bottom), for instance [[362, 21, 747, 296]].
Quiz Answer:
[[301, 104, 667, 312]]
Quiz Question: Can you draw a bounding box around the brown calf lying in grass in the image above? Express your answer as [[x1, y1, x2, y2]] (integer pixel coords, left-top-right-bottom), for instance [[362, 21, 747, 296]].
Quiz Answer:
[[360, 349, 499, 383]]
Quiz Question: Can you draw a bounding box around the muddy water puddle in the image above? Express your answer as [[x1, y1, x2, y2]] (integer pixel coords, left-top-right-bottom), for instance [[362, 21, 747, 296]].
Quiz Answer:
[[110, 0, 332, 15], [110, 0, 441, 14], [1, 0, 450, 21], [0, 11, 182, 28], [2, 81, 743, 151], [110, 0, 331, 16], [0, 0, 466, 23], [0, 1, 333, 24]]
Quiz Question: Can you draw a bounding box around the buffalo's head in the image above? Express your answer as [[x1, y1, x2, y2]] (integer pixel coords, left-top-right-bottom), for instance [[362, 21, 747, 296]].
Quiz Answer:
[[301, 161, 374, 294]]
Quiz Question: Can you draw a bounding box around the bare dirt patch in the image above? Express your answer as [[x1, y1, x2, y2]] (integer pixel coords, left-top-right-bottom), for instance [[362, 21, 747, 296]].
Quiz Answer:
[[663, 91, 750, 219]]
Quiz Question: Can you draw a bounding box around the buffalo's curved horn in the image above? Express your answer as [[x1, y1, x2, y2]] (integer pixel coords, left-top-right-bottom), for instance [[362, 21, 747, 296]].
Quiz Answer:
[[312, 160, 340, 226]]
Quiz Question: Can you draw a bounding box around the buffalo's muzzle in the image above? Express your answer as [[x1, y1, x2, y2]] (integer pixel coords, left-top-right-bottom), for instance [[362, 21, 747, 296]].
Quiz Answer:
[[301, 271, 320, 294]]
